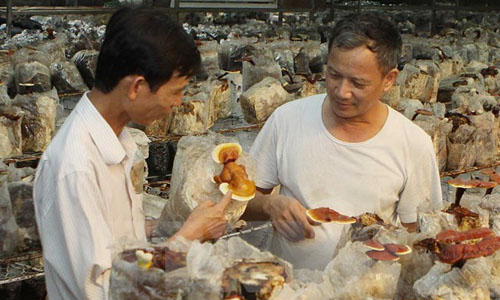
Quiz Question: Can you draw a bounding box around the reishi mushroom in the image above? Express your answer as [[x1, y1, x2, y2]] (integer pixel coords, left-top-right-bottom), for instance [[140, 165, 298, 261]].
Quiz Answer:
[[212, 142, 242, 164], [365, 249, 400, 261], [384, 243, 412, 255], [482, 168, 500, 185], [445, 177, 496, 230], [363, 239, 412, 261], [363, 239, 385, 251], [414, 227, 500, 265], [306, 207, 356, 224], [212, 143, 256, 201], [447, 177, 497, 205]]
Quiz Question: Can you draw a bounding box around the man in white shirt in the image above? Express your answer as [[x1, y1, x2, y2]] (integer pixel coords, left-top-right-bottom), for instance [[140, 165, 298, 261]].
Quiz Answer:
[[243, 13, 442, 270], [34, 7, 232, 300]]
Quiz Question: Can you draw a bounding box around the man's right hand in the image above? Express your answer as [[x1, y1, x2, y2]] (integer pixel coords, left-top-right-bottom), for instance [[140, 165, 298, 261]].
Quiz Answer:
[[264, 194, 317, 242], [174, 191, 233, 242]]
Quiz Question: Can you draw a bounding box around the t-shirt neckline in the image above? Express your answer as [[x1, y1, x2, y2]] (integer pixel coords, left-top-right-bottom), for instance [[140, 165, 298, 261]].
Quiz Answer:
[[319, 96, 392, 146]]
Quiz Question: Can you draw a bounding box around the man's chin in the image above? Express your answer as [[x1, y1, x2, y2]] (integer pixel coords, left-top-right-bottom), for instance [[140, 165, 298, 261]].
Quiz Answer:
[[144, 114, 170, 127], [143, 119, 159, 127], [332, 107, 356, 119]]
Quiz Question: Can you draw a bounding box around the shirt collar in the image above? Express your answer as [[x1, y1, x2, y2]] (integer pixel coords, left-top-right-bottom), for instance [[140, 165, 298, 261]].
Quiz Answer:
[[76, 92, 137, 165]]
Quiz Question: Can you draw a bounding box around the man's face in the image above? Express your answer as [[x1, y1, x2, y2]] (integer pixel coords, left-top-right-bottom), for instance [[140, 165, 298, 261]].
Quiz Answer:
[[129, 73, 190, 126], [325, 45, 395, 120]]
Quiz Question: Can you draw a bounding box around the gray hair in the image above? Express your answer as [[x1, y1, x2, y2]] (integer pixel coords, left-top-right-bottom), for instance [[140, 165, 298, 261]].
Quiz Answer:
[[328, 13, 402, 75]]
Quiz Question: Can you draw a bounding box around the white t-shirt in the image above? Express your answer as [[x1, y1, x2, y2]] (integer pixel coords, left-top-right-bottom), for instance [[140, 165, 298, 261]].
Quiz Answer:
[[250, 94, 442, 270]]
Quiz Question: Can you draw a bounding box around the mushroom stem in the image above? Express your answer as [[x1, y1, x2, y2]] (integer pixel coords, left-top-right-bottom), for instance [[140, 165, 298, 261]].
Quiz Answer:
[[451, 259, 466, 269], [455, 187, 466, 206], [486, 187, 494, 195], [217, 72, 229, 80]]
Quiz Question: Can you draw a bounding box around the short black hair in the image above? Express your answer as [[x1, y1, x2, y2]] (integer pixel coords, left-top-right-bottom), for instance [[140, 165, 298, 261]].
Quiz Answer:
[[94, 7, 201, 93], [328, 13, 401, 74]]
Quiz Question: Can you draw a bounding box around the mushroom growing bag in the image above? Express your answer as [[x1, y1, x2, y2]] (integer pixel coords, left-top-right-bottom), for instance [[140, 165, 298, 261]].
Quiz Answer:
[[157, 132, 256, 237], [325, 241, 401, 300]]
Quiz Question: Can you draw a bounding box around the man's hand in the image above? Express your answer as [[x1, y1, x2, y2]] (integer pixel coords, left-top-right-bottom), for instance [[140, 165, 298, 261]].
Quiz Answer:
[[174, 191, 233, 242], [265, 195, 317, 242], [402, 222, 417, 233]]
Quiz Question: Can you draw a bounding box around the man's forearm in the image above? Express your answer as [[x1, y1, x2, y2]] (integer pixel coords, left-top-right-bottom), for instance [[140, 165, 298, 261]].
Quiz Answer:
[[242, 191, 272, 221]]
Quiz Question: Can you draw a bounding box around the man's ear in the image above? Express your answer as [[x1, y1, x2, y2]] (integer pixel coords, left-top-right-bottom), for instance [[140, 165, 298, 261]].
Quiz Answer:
[[127, 75, 147, 101], [382, 68, 398, 92]]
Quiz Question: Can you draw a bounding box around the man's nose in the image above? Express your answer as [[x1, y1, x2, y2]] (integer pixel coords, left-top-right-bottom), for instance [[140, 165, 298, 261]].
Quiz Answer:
[[336, 80, 352, 99]]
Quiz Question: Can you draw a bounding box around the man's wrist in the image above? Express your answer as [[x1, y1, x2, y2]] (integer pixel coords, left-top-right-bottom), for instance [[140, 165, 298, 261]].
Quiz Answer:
[[259, 194, 276, 218], [173, 227, 196, 241], [242, 191, 274, 221]]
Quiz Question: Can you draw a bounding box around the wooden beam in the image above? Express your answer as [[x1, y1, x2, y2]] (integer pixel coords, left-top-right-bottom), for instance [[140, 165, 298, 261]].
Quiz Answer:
[[6, 0, 12, 38], [178, 2, 276, 8], [0, 6, 116, 16]]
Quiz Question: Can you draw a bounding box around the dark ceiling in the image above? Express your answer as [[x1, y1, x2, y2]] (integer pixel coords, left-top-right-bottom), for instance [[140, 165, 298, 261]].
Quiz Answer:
[[0, 0, 498, 7]]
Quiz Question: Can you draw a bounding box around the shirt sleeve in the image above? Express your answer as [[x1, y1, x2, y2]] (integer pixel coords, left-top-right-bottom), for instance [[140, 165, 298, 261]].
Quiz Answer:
[[397, 136, 443, 223], [250, 112, 281, 190], [35, 164, 113, 300]]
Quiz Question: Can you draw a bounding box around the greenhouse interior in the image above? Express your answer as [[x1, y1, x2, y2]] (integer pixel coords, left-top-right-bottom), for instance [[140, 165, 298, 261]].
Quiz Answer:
[[1, 0, 500, 299]]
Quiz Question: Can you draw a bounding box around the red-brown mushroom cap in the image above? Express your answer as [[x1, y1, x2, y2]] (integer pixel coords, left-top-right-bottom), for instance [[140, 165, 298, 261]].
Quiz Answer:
[[212, 143, 242, 164], [436, 229, 461, 244], [489, 173, 500, 184], [438, 234, 500, 264], [437, 244, 465, 264], [366, 250, 400, 261], [215, 161, 256, 201], [436, 227, 494, 244], [330, 214, 357, 224], [473, 235, 500, 257], [443, 204, 479, 219], [481, 168, 496, 176], [363, 239, 385, 251], [446, 178, 481, 188], [306, 207, 356, 224], [477, 181, 498, 189], [219, 182, 256, 201], [480, 169, 500, 184], [413, 238, 439, 253], [446, 178, 497, 189], [384, 243, 412, 255]]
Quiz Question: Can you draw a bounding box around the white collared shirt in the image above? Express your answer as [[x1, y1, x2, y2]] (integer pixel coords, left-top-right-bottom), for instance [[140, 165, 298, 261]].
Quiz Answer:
[[34, 93, 146, 300]]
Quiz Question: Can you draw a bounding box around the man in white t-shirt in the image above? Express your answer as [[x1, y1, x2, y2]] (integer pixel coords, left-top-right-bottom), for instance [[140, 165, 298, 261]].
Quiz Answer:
[[243, 13, 442, 270]]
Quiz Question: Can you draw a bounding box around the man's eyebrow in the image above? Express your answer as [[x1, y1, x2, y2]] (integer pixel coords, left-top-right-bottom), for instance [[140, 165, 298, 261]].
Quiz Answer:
[[326, 65, 370, 84], [352, 77, 370, 84], [326, 65, 337, 73]]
